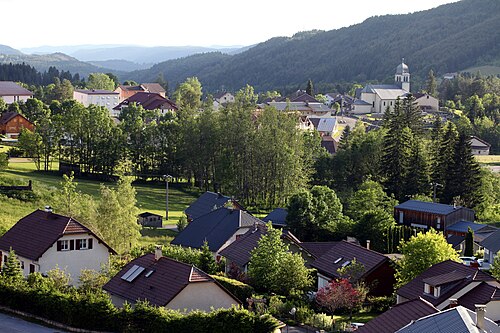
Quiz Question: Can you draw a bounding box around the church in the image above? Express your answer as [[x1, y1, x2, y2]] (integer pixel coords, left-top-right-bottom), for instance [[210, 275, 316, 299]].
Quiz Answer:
[[352, 60, 411, 114]]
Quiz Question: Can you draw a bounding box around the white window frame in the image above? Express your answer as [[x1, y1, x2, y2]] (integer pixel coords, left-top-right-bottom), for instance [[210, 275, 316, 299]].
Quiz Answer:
[[79, 239, 88, 250], [60, 240, 70, 251]]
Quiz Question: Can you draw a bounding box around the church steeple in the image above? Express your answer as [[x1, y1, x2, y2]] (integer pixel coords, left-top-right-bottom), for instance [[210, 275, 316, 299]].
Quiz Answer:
[[395, 58, 410, 92]]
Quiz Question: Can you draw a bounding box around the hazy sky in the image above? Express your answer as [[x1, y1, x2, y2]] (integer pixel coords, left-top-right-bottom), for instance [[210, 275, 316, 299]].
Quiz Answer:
[[2, 0, 458, 49]]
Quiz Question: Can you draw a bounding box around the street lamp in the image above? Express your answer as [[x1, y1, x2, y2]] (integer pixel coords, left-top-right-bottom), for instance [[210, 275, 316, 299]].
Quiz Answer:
[[163, 175, 173, 220]]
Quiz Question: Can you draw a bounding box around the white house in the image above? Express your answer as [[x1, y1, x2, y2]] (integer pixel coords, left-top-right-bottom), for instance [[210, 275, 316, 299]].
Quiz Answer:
[[0, 81, 33, 104], [213, 92, 235, 110], [103, 250, 241, 312], [0, 208, 115, 283], [413, 93, 439, 113], [470, 136, 491, 155], [73, 89, 120, 116]]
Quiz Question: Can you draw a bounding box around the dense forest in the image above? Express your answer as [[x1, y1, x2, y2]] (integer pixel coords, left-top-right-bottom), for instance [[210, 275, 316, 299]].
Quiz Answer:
[[126, 0, 500, 93]]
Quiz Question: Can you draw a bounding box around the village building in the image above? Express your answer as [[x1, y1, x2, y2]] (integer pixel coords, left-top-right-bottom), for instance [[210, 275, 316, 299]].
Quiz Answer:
[[113, 92, 178, 117], [115, 83, 166, 101], [470, 136, 491, 155], [212, 92, 235, 110], [137, 212, 163, 228], [0, 81, 33, 104], [0, 111, 34, 138], [0, 208, 115, 283], [73, 89, 120, 116], [184, 191, 243, 221]]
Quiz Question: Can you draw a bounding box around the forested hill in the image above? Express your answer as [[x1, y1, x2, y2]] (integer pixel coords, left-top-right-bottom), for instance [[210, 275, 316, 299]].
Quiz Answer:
[[126, 0, 500, 93]]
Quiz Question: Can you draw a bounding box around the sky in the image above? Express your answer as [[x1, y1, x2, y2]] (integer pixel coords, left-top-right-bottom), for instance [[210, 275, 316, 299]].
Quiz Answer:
[[1, 0, 458, 49]]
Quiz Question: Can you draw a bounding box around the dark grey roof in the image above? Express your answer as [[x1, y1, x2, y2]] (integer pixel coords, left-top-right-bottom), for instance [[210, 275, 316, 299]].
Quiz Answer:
[[0, 81, 33, 96], [480, 229, 500, 253], [262, 208, 288, 227], [353, 99, 371, 105], [138, 212, 162, 218], [185, 191, 241, 220], [395, 200, 465, 216], [171, 207, 263, 252], [396, 306, 499, 333], [446, 221, 490, 234], [446, 235, 465, 248]]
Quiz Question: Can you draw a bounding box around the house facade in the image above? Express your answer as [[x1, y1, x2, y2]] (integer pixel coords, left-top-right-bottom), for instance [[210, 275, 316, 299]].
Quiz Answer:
[[0, 111, 34, 138], [213, 92, 235, 110], [394, 200, 475, 231], [103, 251, 240, 312], [113, 92, 178, 116], [115, 83, 166, 101], [470, 136, 491, 155], [0, 208, 115, 283], [0, 81, 33, 104], [73, 89, 120, 116], [137, 212, 163, 228], [413, 93, 439, 113]]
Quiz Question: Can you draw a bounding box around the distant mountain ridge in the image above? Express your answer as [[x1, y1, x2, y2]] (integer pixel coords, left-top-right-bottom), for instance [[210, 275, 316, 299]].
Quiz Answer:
[[0, 44, 23, 55], [124, 0, 500, 93]]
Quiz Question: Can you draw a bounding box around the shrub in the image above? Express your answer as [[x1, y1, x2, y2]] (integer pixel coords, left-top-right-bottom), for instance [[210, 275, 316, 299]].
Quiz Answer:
[[310, 313, 334, 331], [367, 295, 395, 313], [295, 306, 314, 324], [177, 215, 188, 232], [211, 275, 254, 305]]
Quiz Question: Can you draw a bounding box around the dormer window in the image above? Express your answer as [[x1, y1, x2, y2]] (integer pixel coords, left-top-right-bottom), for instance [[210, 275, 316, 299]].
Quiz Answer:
[[424, 283, 439, 298]]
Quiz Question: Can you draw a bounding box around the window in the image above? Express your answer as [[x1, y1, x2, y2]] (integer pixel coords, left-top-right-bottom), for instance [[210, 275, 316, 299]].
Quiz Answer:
[[57, 240, 70, 251], [29, 264, 36, 274], [20, 261, 24, 269], [78, 239, 88, 250]]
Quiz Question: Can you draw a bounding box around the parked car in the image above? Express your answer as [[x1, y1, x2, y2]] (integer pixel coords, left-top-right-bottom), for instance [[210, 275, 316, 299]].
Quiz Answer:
[[460, 256, 477, 266]]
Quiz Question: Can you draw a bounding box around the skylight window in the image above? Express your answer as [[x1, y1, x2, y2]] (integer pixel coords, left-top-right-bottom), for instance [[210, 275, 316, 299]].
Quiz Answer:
[[121, 265, 145, 282], [341, 260, 351, 267], [145, 270, 155, 278], [334, 257, 343, 264]]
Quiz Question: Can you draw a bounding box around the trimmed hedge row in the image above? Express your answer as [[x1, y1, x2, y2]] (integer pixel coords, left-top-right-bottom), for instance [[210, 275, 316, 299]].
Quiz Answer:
[[0, 281, 279, 333], [211, 275, 254, 304]]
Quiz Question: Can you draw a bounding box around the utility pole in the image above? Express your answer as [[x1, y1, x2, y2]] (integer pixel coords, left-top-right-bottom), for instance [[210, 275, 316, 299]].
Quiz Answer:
[[431, 182, 442, 203], [163, 175, 172, 220]]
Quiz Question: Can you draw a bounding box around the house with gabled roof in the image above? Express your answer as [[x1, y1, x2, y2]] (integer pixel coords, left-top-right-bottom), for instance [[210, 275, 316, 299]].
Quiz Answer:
[[470, 136, 491, 155], [0, 111, 34, 138], [396, 260, 500, 315], [212, 92, 235, 110], [184, 191, 243, 221], [137, 212, 163, 228], [413, 92, 439, 113], [306, 240, 396, 296], [262, 208, 288, 228], [0, 208, 115, 283], [0, 81, 33, 104], [103, 250, 240, 312], [480, 229, 500, 266], [73, 89, 120, 115], [115, 83, 166, 101], [171, 207, 263, 256], [113, 92, 178, 116]]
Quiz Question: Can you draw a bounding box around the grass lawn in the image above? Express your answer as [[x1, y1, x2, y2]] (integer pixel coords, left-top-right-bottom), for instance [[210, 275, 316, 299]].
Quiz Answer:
[[0, 159, 199, 233], [139, 228, 178, 247], [476, 155, 500, 166], [332, 310, 378, 324]]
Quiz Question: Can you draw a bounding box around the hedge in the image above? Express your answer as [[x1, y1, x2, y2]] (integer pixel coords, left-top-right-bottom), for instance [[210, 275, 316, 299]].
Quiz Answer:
[[211, 275, 254, 304], [0, 280, 279, 333]]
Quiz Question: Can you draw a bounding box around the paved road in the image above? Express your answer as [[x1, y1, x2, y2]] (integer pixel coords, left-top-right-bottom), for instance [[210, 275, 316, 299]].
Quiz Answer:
[[0, 312, 68, 333]]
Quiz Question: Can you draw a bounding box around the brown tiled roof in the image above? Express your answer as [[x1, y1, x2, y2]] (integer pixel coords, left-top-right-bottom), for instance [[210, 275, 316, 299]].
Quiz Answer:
[[0, 111, 32, 126], [0, 81, 33, 96], [357, 298, 439, 333], [457, 281, 500, 310], [113, 92, 178, 111], [310, 241, 389, 279], [118, 85, 145, 92], [219, 224, 266, 267], [397, 260, 495, 306], [0, 209, 115, 260], [422, 270, 469, 286], [103, 253, 240, 306], [141, 83, 166, 94], [299, 242, 338, 259]]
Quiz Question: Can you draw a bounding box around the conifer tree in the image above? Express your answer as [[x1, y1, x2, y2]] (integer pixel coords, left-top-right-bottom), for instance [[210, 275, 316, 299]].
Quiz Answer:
[[405, 140, 430, 197], [199, 240, 218, 274], [464, 227, 474, 257], [338, 125, 351, 150], [432, 122, 458, 199], [1, 248, 23, 281], [306, 79, 314, 96]]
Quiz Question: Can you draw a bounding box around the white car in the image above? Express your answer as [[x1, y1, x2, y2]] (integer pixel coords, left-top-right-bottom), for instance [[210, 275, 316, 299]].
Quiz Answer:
[[460, 256, 477, 266]]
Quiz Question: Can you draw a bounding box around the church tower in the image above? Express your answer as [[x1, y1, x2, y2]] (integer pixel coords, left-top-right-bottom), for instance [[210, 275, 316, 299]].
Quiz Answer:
[[395, 59, 410, 92]]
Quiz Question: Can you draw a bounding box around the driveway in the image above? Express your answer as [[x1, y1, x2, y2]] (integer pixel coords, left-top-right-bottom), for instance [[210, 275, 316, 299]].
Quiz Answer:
[[0, 312, 68, 333]]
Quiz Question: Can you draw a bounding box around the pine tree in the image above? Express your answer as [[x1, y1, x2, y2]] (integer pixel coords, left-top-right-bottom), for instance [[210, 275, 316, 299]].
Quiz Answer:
[[1, 248, 23, 281], [426, 69, 437, 96], [464, 227, 474, 257], [405, 140, 430, 197], [306, 79, 314, 96], [443, 133, 482, 207], [432, 122, 458, 200], [338, 125, 351, 150], [199, 240, 218, 274]]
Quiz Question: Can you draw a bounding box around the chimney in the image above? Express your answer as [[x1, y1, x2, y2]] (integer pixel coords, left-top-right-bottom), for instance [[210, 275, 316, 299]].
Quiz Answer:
[[449, 298, 458, 308], [154, 245, 163, 261], [475, 304, 486, 330], [366, 240, 371, 250], [44, 205, 53, 213]]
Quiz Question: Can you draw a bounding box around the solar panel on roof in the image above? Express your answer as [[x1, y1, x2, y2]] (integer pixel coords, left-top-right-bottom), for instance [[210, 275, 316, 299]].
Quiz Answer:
[[342, 260, 351, 267], [121, 265, 145, 282]]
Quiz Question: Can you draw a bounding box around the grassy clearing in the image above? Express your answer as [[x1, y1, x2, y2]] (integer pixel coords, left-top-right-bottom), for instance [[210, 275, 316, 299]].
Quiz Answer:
[[0, 159, 199, 233], [139, 228, 178, 247], [332, 310, 378, 324], [476, 155, 500, 166]]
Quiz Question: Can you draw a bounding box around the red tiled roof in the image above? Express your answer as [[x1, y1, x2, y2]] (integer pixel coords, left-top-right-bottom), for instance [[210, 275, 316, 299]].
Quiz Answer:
[[113, 92, 178, 111], [103, 253, 240, 307], [0, 209, 115, 260], [310, 241, 389, 280], [357, 298, 439, 333], [397, 260, 495, 306], [141, 83, 166, 94]]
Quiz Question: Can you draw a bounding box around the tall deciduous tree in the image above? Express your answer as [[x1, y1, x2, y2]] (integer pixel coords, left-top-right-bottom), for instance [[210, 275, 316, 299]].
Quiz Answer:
[[316, 279, 363, 314], [87, 73, 116, 91], [395, 229, 459, 287], [248, 223, 313, 296], [426, 69, 437, 96], [173, 77, 202, 115]]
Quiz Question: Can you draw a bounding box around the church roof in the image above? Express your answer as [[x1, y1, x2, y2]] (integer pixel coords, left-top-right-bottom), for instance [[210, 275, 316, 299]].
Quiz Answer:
[[396, 61, 409, 74], [361, 84, 409, 99]]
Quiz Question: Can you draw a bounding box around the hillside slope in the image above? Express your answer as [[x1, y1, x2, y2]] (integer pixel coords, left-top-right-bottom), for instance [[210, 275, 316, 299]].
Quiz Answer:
[[125, 0, 500, 92]]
